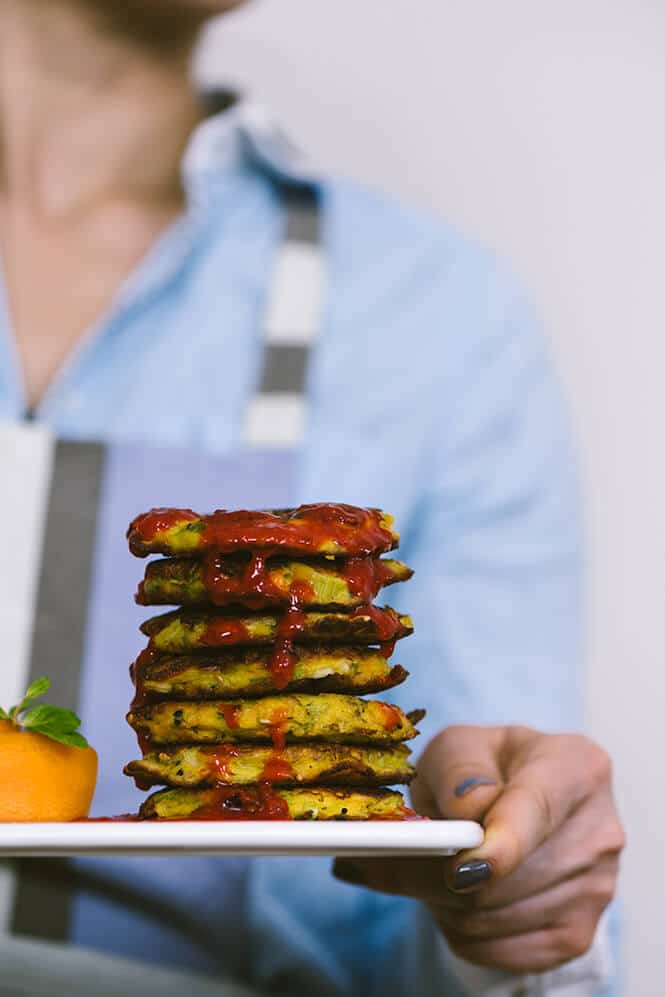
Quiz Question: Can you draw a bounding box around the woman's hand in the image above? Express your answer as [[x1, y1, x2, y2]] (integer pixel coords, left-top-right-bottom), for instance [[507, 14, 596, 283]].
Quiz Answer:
[[334, 726, 625, 974]]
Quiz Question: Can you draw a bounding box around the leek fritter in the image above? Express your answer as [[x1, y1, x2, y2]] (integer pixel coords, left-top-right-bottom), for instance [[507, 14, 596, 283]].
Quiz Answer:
[[136, 555, 412, 609], [139, 785, 412, 821], [128, 504, 398, 558], [132, 646, 408, 700], [127, 693, 425, 746], [140, 606, 413, 653], [125, 742, 415, 789]]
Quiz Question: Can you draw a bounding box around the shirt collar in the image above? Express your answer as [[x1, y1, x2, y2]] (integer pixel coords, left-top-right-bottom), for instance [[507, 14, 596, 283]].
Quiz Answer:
[[107, 96, 320, 328], [182, 93, 320, 200]]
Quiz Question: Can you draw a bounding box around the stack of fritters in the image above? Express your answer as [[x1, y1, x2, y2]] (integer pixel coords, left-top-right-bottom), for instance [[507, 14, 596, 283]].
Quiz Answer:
[[125, 504, 424, 820]]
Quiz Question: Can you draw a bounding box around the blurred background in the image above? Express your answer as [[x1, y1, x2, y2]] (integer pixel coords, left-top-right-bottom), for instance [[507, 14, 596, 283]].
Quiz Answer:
[[198, 2, 664, 993]]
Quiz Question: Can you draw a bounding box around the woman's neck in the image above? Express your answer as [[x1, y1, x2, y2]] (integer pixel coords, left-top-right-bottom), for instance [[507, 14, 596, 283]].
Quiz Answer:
[[0, 0, 205, 218]]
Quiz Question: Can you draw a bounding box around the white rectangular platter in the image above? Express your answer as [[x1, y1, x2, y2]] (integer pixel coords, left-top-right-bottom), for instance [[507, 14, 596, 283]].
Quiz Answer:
[[0, 820, 483, 857]]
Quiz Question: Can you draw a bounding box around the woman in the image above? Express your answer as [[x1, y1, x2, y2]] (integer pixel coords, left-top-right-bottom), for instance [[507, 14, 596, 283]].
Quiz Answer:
[[0, 2, 624, 995]]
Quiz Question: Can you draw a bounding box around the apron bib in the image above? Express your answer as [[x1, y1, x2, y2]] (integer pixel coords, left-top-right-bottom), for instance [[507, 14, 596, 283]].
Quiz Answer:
[[0, 181, 323, 994]]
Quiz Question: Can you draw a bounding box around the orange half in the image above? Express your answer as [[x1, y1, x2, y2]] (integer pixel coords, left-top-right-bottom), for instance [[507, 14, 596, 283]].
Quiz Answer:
[[0, 720, 98, 822]]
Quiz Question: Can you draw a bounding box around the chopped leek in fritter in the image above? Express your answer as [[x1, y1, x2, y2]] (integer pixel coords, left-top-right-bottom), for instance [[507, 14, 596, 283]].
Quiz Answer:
[[140, 606, 413, 653], [131, 645, 408, 700], [127, 693, 425, 746], [136, 555, 412, 609], [140, 785, 412, 821], [125, 742, 415, 789]]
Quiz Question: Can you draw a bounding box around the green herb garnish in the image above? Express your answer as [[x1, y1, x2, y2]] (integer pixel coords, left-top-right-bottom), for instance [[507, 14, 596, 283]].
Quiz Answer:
[[0, 678, 89, 749]]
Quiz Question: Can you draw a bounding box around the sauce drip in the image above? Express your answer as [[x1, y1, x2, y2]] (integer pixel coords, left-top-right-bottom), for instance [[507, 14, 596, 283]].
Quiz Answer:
[[373, 806, 423, 821], [201, 551, 392, 610], [270, 595, 307, 689], [203, 551, 283, 609], [206, 746, 240, 784], [79, 815, 139, 822], [129, 504, 395, 558], [268, 706, 290, 750], [128, 508, 197, 548], [220, 704, 240, 730], [130, 647, 158, 709], [136, 732, 153, 756], [83, 809, 424, 823], [252, 706, 294, 785], [377, 702, 404, 732], [132, 681, 150, 709], [187, 785, 291, 821], [349, 604, 406, 645], [202, 617, 252, 646], [260, 755, 296, 783], [344, 557, 395, 601]]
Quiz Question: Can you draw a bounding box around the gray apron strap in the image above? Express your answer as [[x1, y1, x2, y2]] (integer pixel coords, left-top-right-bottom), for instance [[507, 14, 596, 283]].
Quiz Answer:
[[8, 441, 106, 942], [244, 183, 324, 448]]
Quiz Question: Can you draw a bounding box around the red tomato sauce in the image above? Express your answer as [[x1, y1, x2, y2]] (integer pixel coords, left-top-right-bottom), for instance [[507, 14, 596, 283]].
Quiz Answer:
[[129, 504, 395, 557]]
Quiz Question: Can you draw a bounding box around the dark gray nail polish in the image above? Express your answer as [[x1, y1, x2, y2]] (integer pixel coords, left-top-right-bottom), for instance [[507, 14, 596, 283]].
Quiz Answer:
[[453, 860, 492, 891], [454, 777, 497, 798], [333, 860, 366, 886]]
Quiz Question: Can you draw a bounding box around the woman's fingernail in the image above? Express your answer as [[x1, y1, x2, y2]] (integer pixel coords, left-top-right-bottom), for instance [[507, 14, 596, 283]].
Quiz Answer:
[[333, 860, 366, 886], [453, 860, 493, 891], [454, 777, 497, 797]]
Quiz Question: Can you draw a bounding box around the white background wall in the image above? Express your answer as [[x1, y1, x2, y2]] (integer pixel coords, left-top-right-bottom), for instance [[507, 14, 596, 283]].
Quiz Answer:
[[200, 3, 665, 993]]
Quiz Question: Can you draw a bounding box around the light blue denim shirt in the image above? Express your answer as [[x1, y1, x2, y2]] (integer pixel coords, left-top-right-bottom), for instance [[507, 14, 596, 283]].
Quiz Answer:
[[0, 101, 613, 996]]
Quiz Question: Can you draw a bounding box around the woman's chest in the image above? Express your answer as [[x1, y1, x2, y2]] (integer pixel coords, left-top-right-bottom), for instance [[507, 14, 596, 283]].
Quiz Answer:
[[0, 199, 183, 410]]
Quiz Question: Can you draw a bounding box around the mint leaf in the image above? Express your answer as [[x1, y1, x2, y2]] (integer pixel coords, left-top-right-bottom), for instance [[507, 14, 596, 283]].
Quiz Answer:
[[1, 676, 89, 748], [29, 727, 88, 750], [22, 705, 88, 749], [11, 677, 52, 721], [22, 706, 82, 732], [24, 677, 51, 702]]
